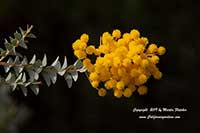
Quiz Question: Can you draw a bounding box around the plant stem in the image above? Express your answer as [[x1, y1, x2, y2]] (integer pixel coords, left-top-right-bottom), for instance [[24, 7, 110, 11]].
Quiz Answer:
[[0, 25, 33, 62]]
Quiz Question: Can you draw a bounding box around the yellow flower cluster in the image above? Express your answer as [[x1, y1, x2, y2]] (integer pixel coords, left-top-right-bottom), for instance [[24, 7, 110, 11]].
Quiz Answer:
[[72, 29, 166, 98]]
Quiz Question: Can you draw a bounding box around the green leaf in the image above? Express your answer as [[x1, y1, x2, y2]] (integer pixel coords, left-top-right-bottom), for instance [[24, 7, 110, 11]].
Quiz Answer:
[[14, 31, 22, 40], [5, 72, 12, 82], [19, 41, 28, 49], [16, 73, 23, 82], [4, 58, 13, 73], [22, 73, 26, 82], [58, 70, 66, 76], [42, 54, 47, 67], [76, 66, 87, 73], [10, 39, 17, 46], [41, 71, 51, 87], [51, 56, 61, 71], [0, 48, 4, 52], [51, 56, 59, 66], [32, 60, 42, 73], [30, 54, 36, 64], [58, 56, 68, 76], [70, 71, 78, 82], [13, 56, 24, 75], [9, 47, 16, 55], [0, 50, 7, 56], [27, 33, 36, 38], [20, 85, 27, 96], [14, 56, 20, 63], [62, 56, 68, 69], [27, 70, 39, 81], [49, 72, 57, 84], [11, 83, 17, 91], [4, 42, 13, 50], [74, 60, 83, 69], [14, 65, 24, 75], [30, 84, 39, 95], [19, 27, 24, 34], [64, 73, 72, 88], [21, 56, 28, 65]]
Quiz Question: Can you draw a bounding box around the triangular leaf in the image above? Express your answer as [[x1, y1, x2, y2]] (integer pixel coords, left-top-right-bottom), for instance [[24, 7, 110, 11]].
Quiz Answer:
[[49, 72, 57, 84], [14, 32, 22, 40], [70, 71, 78, 82], [74, 60, 83, 69], [4, 58, 13, 73], [16, 73, 23, 82], [22, 73, 26, 82], [30, 84, 39, 95], [27, 33, 36, 38], [51, 56, 59, 66], [64, 74, 73, 88], [42, 54, 47, 67], [19, 41, 28, 49], [5, 73, 12, 82], [62, 56, 68, 69], [19, 27, 24, 35], [58, 70, 66, 76], [41, 71, 51, 87], [21, 56, 28, 65], [20, 85, 28, 96], [30, 54, 36, 64]]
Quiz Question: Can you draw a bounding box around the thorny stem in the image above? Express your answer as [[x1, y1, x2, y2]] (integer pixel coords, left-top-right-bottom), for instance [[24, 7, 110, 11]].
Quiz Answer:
[[0, 25, 33, 62]]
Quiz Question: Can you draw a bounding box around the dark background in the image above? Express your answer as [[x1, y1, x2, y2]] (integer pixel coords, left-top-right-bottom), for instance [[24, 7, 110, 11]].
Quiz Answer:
[[0, 0, 200, 133]]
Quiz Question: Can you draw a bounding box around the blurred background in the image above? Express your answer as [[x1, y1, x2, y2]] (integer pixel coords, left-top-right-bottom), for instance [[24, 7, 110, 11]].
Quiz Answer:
[[0, 0, 200, 133]]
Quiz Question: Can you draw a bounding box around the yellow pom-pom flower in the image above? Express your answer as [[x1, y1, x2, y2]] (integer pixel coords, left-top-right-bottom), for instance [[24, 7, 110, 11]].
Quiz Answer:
[[80, 33, 89, 43], [98, 88, 107, 97], [148, 44, 157, 53], [123, 88, 133, 98], [74, 50, 87, 59], [112, 29, 121, 39], [114, 89, 123, 98], [91, 81, 99, 88], [116, 81, 125, 90], [86, 45, 96, 55], [137, 86, 148, 95], [72, 28, 166, 98], [158, 46, 166, 55]]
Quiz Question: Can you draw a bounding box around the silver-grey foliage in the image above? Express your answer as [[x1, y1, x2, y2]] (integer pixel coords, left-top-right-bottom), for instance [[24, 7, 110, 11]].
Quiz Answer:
[[0, 25, 86, 96]]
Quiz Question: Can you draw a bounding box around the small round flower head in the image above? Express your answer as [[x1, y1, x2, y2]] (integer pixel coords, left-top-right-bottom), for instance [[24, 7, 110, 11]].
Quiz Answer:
[[150, 55, 159, 64], [130, 29, 140, 40], [130, 69, 139, 77], [153, 71, 162, 80], [158, 46, 166, 55], [123, 88, 133, 98], [80, 33, 89, 43], [105, 79, 117, 90], [114, 89, 123, 98], [98, 88, 107, 97], [86, 45, 96, 55], [72, 28, 166, 98], [137, 86, 148, 95], [136, 74, 147, 85], [83, 58, 91, 66], [148, 44, 157, 53], [132, 55, 142, 65], [141, 59, 149, 68], [89, 72, 98, 81], [116, 81, 125, 90], [74, 50, 87, 59], [112, 29, 121, 39], [122, 58, 132, 67], [91, 81, 99, 88]]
